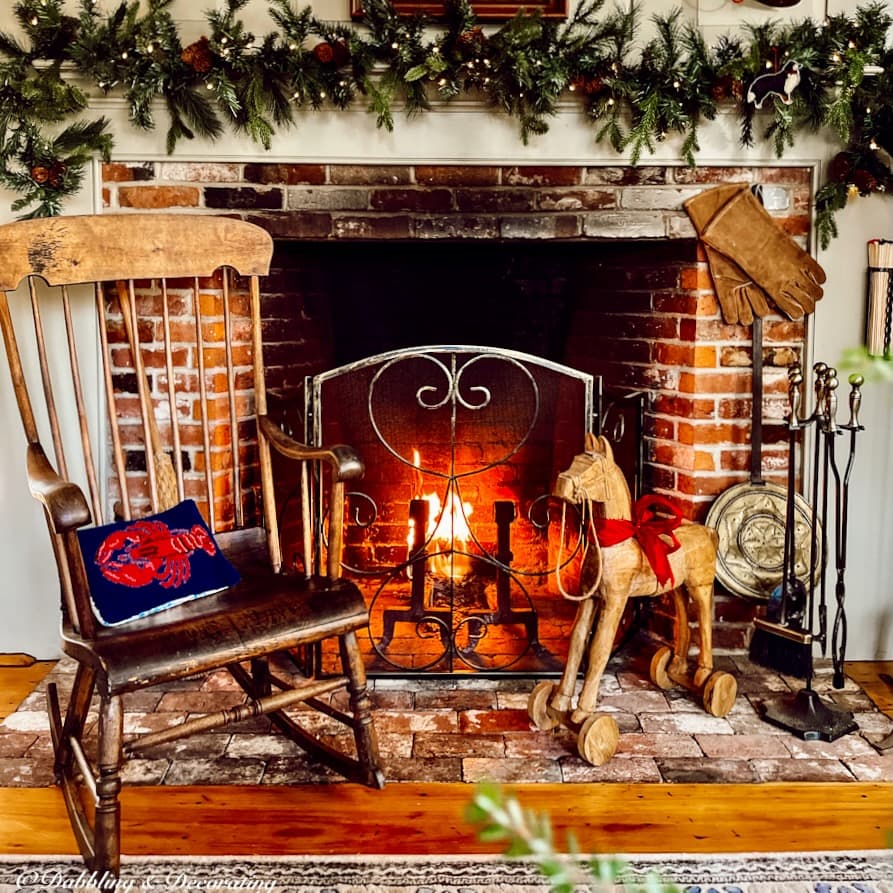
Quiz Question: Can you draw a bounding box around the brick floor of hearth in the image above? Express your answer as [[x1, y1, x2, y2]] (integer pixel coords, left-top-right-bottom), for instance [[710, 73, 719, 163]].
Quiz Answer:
[[1, 646, 891, 787]]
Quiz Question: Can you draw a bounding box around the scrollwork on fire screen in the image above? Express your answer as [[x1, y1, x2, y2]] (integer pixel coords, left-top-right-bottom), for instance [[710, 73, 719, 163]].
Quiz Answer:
[[310, 346, 595, 674]]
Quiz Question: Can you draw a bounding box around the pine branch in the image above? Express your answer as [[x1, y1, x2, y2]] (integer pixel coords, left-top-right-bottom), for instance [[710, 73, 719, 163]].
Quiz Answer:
[[164, 84, 223, 150], [763, 98, 795, 158], [204, 0, 286, 149], [465, 784, 675, 893], [15, 0, 79, 60], [594, 105, 625, 154], [623, 90, 657, 165], [268, 0, 315, 40], [0, 113, 108, 218], [366, 73, 396, 131], [814, 181, 848, 250], [0, 0, 888, 243], [255, 37, 294, 126], [356, 0, 433, 118], [622, 9, 706, 165], [52, 118, 112, 160]]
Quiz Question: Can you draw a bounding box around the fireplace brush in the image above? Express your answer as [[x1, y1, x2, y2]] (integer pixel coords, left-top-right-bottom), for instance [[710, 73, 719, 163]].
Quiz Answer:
[[753, 364, 866, 741], [748, 363, 815, 679]]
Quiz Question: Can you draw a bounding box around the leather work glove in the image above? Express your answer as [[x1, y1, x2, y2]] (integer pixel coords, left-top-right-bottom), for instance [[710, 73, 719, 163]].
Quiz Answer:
[[690, 184, 826, 321], [685, 185, 771, 325], [703, 244, 771, 326]]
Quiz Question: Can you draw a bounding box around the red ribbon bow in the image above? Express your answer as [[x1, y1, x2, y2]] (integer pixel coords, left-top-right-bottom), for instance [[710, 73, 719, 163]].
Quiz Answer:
[[594, 494, 683, 587]]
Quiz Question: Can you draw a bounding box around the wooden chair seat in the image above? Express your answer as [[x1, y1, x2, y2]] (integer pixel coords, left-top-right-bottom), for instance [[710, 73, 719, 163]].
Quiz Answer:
[[62, 569, 369, 697]]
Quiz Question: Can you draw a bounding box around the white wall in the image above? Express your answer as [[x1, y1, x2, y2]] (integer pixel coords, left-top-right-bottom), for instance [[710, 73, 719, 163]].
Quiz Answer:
[[814, 196, 893, 661], [1, 0, 890, 660], [0, 177, 98, 658]]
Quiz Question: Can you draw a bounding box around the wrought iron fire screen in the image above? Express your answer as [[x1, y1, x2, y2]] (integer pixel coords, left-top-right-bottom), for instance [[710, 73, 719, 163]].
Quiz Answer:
[[300, 345, 640, 676]]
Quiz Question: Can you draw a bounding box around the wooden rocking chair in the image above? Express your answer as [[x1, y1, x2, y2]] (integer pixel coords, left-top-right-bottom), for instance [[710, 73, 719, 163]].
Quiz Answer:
[[0, 214, 385, 875]]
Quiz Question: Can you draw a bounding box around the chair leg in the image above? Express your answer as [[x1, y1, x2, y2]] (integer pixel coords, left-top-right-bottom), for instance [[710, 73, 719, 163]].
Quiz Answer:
[[339, 630, 385, 789], [92, 694, 124, 877], [49, 663, 95, 780], [249, 657, 272, 698]]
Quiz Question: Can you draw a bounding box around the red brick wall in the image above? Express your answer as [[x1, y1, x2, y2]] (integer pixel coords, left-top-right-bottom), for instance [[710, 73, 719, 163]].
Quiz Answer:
[[103, 272, 259, 528], [102, 161, 813, 514]]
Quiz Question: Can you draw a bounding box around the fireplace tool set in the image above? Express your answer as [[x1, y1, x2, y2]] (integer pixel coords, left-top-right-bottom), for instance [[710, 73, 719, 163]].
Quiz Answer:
[[750, 361, 866, 741]]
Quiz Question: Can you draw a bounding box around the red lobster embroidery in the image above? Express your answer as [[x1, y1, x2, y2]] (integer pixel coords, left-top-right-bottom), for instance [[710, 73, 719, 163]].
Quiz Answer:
[[95, 520, 217, 589]]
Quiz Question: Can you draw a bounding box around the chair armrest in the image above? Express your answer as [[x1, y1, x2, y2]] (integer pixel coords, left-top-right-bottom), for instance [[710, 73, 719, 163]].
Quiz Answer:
[[258, 415, 364, 481], [26, 443, 91, 532]]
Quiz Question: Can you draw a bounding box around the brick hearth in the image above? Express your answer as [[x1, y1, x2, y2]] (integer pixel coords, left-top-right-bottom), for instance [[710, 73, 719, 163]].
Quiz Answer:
[[1, 649, 890, 786]]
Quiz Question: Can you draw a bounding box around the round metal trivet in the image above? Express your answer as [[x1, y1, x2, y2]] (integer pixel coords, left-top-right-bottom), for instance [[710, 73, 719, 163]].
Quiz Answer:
[[706, 481, 823, 601]]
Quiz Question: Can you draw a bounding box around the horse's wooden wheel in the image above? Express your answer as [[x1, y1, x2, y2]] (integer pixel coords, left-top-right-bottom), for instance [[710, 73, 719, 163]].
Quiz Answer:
[[702, 670, 738, 717], [527, 680, 561, 731], [649, 645, 675, 690], [577, 713, 620, 766]]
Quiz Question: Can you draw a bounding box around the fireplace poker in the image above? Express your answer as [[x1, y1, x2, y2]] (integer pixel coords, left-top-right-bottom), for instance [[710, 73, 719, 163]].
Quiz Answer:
[[809, 362, 832, 656], [826, 371, 865, 689], [779, 364, 808, 632]]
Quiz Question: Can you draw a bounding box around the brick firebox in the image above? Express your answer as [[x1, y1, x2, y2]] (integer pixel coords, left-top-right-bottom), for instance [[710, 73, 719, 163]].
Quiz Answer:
[[101, 160, 815, 655]]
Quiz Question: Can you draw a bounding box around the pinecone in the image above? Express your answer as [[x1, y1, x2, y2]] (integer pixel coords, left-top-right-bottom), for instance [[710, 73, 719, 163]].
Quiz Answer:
[[580, 76, 605, 96], [852, 168, 879, 195], [827, 152, 853, 183], [48, 161, 67, 189], [710, 77, 730, 101], [30, 165, 50, 185], [331, 39, 350, 67], [711, 76, 743, 102], [457, 27, 486, 53], [181, 36, 213, 73]]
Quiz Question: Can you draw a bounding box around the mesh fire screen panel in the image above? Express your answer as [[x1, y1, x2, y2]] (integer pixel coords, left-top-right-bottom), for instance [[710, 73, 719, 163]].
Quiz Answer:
[[304, 346, 599, 675]]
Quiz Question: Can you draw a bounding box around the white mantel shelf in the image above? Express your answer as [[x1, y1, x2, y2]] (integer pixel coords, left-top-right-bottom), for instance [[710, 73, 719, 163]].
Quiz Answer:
[[85, 95, 832, 171]]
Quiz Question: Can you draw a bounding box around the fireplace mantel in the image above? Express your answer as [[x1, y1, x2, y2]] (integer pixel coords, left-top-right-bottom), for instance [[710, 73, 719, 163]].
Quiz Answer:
[[83, 93, 832, 177]]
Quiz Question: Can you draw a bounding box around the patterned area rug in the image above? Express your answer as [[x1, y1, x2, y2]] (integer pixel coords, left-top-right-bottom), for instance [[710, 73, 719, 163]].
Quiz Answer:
[[0, 851, 891, 892]]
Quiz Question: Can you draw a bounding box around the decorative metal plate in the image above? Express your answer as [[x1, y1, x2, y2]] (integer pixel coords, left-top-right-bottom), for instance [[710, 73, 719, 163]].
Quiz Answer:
[[706, 481, 823, 601]]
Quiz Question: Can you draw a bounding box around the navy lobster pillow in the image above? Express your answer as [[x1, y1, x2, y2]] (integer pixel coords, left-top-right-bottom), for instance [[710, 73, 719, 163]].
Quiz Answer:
[[77, 499, 240, 627]]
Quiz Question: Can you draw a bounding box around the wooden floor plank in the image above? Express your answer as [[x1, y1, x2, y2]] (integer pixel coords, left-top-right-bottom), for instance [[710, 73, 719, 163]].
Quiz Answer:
[[1, 783, 890, 858], [1, 657, 891, 860], [0, 659, 54, 721], [847, 661, 893, 716]]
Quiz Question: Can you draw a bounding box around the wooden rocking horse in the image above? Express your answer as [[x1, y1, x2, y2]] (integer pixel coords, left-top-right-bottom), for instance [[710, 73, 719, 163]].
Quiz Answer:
[[528, 434, 737, 765]]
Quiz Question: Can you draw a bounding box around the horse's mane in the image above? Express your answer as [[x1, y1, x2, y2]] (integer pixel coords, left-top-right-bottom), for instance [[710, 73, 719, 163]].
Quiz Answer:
[[593, 449, 633, 523]]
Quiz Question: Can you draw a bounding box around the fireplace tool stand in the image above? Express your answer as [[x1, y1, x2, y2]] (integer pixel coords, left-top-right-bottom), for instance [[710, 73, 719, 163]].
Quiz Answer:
[[758, 362, 865, 741]]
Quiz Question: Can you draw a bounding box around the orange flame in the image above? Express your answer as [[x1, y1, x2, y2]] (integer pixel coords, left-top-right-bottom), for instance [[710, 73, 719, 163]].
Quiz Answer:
[[409, 450, 473, 579]]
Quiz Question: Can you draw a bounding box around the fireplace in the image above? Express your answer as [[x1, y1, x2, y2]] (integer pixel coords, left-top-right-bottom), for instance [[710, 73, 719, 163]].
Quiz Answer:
[[101, 159, 813, 672]]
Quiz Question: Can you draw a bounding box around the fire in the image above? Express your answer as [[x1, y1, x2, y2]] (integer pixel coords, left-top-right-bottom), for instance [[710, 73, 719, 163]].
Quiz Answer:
[[425, 489, 473, 545], [408, 450, 473, 579]]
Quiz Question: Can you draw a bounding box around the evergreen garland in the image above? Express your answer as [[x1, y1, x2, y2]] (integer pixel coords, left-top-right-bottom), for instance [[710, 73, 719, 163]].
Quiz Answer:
[[0, 0, 891, 246]]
